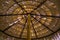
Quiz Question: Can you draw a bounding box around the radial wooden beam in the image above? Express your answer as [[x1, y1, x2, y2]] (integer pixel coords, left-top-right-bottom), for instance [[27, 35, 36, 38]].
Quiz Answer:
[[30, 0, 47, 13], [31, 20, 38, 38], [31, 15, 54, 32], [3, 19, 19, 31], [0, 14, 28, 16], [19, 16, 27, 38], [13, 0, 27, 12], [31, 14, 60, 18]]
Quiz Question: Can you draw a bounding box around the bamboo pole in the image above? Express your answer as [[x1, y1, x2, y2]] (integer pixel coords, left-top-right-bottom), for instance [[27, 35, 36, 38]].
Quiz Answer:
[[27, 14, 31, 40]]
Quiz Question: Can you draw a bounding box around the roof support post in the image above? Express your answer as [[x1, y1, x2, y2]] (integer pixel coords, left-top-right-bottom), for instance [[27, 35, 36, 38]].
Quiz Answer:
[[27, 14, 31, 40]]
